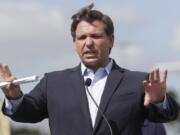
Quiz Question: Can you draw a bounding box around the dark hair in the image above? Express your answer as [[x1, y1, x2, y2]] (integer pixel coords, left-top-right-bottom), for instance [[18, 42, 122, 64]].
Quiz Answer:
[[71, 3, 114, 41]]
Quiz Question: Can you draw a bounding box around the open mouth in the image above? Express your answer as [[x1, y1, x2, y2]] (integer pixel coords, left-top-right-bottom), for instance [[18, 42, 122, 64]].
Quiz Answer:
[[83, 51, 97, 57]]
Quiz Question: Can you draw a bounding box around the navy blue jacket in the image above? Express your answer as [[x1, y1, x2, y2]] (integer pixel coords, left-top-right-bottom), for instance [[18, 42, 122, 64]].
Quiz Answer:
[[2, 62, 179, 135], [142, 120, 166, 135]]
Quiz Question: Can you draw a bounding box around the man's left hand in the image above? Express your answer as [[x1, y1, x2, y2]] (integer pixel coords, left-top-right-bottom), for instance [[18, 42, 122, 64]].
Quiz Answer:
[[143, 69, 167, 106]]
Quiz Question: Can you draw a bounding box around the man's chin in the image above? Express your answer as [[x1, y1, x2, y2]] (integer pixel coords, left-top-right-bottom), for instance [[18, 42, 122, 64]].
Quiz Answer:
[[83, 59, 99, 68]]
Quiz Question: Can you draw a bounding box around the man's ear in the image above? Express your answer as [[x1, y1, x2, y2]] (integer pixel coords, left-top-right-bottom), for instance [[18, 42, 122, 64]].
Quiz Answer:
[[109, 34, 114, 48], [108, 34, 114, 54]]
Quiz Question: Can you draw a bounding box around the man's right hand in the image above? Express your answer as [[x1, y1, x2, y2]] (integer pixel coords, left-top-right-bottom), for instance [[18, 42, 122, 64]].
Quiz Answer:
[[0, 64, 22, 99]]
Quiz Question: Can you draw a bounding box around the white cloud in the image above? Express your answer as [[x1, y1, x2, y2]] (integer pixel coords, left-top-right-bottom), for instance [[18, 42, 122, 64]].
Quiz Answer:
[[0, 2, 67, 45], [98, 6, 145, 45], [171, 22, 180, 49], [110, 44, 149, 71], [120, 45, 144, 56], [99, 6, 144, 27], [113, 8, 143, 26], [0, 2, 77, 75]]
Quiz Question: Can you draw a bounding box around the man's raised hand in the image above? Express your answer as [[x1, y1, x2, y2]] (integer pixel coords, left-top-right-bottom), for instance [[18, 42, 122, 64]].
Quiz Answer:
[[143, 68, 167, 106], [0, 64, 22, 99]]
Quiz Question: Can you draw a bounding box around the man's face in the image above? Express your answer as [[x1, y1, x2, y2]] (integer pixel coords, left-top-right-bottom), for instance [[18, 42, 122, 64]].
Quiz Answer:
[[74, 20, 114, 71]]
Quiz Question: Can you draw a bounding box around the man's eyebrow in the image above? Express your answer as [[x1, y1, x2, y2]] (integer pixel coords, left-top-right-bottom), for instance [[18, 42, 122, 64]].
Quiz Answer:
[[76, 32, 104, 37]]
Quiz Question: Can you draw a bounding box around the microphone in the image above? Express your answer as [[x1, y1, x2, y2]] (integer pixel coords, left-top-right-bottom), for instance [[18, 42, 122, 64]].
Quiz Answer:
[[85, 78, 92, 87], [0, 75, 39, 88], [85, 78, 113, 135]]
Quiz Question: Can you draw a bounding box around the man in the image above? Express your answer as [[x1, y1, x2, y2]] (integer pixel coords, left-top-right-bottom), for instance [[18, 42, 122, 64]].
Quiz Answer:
[[0, 4, 179, 135]]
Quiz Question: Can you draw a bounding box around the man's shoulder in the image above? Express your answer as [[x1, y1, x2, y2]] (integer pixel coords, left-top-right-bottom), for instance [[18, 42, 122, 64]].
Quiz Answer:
[[113, 65, 148, 83], [114, 63, 148, 76], [125, 69, 148, 76], [45, 65, 80, 77], [113, 60, 148, 75]]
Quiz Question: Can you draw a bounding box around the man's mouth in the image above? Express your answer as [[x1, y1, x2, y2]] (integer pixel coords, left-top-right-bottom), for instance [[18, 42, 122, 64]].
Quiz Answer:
[[83, 50, 96, 56], [82, 51, 98, 60]]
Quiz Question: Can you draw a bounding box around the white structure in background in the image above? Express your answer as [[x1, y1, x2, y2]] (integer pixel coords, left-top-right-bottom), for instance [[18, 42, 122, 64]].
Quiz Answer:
[[0, 101, 10, 135], [153, 61, 180, 72]]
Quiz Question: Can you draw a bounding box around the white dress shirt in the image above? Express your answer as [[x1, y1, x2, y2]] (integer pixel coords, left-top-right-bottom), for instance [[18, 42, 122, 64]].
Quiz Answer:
[[81, 59, 113, 127]]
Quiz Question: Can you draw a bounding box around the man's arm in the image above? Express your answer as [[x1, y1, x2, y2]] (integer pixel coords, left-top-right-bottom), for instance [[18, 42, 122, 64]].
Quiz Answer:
[[143, 68, 179, 122], [3, 97, 24, 115], [0, 64, 48, 123], [0, 64, 23, 100]]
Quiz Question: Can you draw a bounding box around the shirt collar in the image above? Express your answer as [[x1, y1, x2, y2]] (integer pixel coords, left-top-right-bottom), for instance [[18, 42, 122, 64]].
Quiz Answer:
[[81, 59, 113, 76]]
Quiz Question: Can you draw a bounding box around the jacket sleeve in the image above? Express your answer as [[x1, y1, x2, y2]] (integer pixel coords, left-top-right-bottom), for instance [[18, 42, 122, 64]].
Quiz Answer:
[[144, 92, 179, 122], [2, 74, 48, 123]]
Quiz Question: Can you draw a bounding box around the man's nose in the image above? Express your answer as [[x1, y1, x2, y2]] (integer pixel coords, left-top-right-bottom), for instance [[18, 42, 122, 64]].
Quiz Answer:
[[85, 37, 93, 47]]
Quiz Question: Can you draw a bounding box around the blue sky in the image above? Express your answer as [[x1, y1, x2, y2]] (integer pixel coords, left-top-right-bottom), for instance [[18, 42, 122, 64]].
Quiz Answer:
[[0, 0, 180, 134], [1, 0, 179, 93]]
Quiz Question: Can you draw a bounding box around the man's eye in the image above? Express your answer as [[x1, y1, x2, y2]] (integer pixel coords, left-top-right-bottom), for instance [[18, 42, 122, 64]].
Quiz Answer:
[[92, 35, 103, 39], [77, 35, 86, 40]]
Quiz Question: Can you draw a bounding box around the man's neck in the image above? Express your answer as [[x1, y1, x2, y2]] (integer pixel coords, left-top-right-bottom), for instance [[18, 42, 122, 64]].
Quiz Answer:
[[87, 59, 110, 73], [81, 58, 113, 74]]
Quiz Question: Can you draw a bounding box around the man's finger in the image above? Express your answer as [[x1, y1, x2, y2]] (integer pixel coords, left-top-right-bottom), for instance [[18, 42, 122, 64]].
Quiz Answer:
[[3, 64, 12, 77], [5, 76, 16, 82], [154, 68, 160, 82], [162, 69, 168, 83], [143, 80, 148, 86], [143, 80, 151, 93], [144, 94, 150, 107], [0, 64, 4, 76], [149, 70, 154, 82]]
